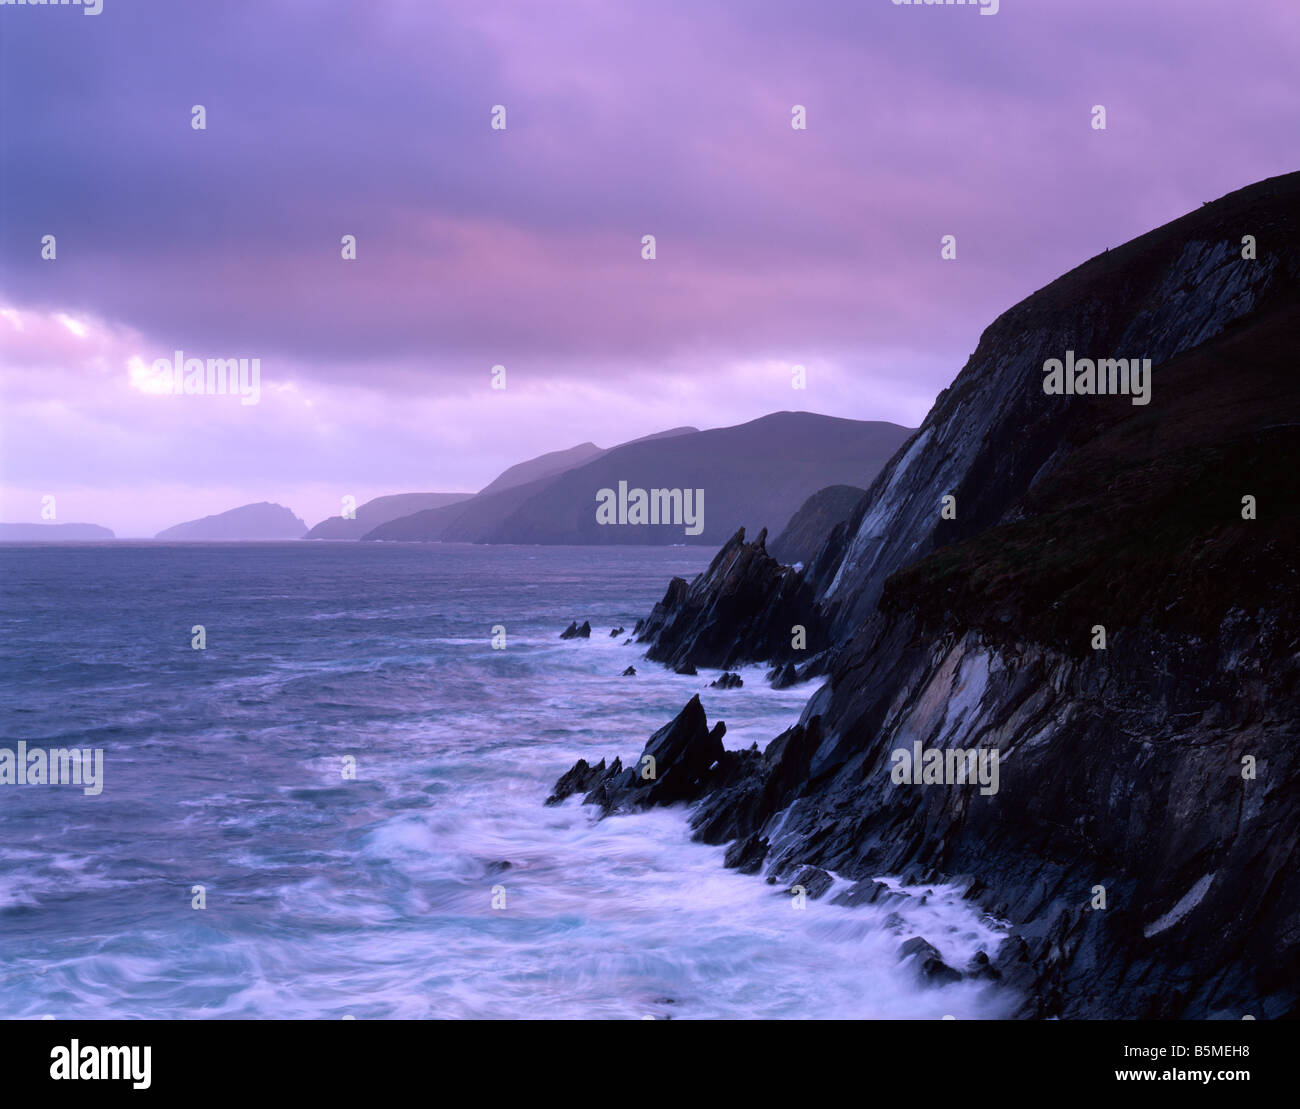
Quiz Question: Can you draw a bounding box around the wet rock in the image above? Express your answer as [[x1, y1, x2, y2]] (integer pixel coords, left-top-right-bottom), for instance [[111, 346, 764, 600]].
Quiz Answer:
[[724, 833, 768, 874], [786, 865, 833, 901], [621, 666, 637, 676], [545, 758, 608, 805], [610, 626, 625, 637], [899, 937, 963, 986], [635, 528, 828, 671], [550, 696, 727, 817], [964, 951, 1001, 981], [831, 879, 897, 908], [768, 662, 799, 689], [673, 661, 698, 676], [559, 620, 591, 639], [709, 672, 743, 689]]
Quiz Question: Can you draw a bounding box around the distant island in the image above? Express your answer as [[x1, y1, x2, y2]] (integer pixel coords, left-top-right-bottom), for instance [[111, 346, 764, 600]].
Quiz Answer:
[[0, 522, 115, 540], [154, 502, 307, 541]]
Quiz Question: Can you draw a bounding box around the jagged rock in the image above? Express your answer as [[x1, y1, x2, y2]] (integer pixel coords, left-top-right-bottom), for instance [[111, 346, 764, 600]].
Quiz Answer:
[[786, 865, 833, 901], [635, 527, 827, 671], [964, 951, 1000, 981], [578, 757, 621, 808], [686, 717, 822, 850], [709, 671, 743, 689], [610, 626, 625, 636], [621, 666, 637, 676], [673, 661, 697, 676], [545, 758, 609, 805], [549, 696, 726, 816], [899, 937, 963, 986], [724, 833, 768, 874], [831, 879, 898, 908], [559, 620, 591, 639], [768, 662, 798, 689]]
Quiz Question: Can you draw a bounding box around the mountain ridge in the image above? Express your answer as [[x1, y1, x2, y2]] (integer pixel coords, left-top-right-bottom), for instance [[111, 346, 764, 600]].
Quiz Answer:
[[366, 412, 912, 546]]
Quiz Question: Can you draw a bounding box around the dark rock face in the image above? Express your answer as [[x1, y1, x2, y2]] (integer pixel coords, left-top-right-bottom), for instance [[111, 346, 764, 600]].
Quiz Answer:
[[686, 718, 823, 850], [831, 879, 900, 908], [559, 620, 591, 639], [621, 666, 637, 676], [724, 833, 768, 874], [598, 173, 1300, 1019], [634, 527, 827, 671], [899, 937, 963, 986], [768, 662, 799, 689], [965, 951, 1000, 982], [785, 865, 833, 901], [610, 626, 625, 637], [710, 672, 743, 689], [545, 758, 609, 805], [816, 175, 1300, 643]]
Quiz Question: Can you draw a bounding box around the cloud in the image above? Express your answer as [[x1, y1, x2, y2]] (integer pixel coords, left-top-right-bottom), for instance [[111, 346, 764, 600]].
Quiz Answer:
[[1, 0, 1297, 532]]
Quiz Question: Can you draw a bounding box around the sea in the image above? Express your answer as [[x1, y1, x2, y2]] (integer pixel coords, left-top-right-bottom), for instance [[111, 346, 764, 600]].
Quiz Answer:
[[0, 542, 1015, 1019]]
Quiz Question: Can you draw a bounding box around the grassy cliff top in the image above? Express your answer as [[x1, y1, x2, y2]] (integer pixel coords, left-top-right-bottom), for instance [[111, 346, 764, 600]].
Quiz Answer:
[[882, 299, 1300, 651]]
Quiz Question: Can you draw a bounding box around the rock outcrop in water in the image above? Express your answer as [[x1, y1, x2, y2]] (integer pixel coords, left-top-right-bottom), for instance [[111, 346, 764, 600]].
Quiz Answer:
[[0, 522, 115, 540], [579, 172, 1300, 1019], [551, 695, 729, 814], [633, 527, 828, 671]]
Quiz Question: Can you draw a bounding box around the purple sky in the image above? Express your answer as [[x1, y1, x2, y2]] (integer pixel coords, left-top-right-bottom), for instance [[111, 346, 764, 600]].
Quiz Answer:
[[2, 0, 1297, 536]]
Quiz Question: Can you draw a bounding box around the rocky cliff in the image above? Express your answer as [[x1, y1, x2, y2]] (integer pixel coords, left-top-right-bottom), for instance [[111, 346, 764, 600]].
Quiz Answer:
[[633, 526, 827, 671], [565, 172, 1300, 1018]]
